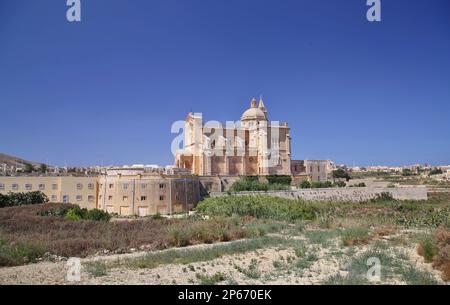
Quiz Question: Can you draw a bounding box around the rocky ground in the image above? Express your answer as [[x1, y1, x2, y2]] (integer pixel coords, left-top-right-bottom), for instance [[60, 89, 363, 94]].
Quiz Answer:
[[0, 230, 446, 285]]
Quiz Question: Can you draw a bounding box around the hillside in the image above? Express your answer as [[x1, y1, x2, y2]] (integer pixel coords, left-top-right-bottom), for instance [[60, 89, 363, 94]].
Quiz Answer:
[[0, 153, 41, 167]]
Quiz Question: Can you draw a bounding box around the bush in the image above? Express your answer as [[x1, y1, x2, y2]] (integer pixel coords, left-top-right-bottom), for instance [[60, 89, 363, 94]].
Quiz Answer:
[[0, 191, 48, 208], [417, 235, 438, 263], [299, 180, 311, 189], [332, 168, 351, 181], [310, 181, 333, 188], [349, 182, 366, 187], [196, 195, 322, 222], [229, 178, 289, 192], [334, 181, 346, 188], [266, 175, 292, 185], [64, 207, 111, 222]]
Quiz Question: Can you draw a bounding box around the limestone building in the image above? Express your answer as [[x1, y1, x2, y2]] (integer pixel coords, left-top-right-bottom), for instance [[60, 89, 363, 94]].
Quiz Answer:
[[97, 167, 200, 216], [0, 176, 97, 209], [175, 97, 292, 176]]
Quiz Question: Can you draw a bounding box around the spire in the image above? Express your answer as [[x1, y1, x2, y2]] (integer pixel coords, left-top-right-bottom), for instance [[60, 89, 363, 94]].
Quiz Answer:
[[259, 95, 268, 119], [258, 95, 265, 110]]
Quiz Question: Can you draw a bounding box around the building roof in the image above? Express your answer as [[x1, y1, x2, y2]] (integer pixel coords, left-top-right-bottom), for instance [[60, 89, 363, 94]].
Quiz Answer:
[[241, 98, 267, 121]]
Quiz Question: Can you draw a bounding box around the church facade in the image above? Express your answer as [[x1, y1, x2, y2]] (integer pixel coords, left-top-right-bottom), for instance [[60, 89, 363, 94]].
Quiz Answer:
[[175, 97, 292, 176]]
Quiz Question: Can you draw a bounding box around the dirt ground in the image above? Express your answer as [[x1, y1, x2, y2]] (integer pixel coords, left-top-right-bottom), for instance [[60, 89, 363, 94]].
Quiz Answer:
[[0, 229, 445, 285]]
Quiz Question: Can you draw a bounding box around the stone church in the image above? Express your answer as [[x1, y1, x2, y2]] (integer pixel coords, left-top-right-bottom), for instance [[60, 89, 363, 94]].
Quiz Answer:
[[175, 97, 292, 176]]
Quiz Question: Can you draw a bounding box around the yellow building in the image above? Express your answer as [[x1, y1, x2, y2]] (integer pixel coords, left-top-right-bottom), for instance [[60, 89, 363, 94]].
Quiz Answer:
[[0, 176, 97, 209], [97, 168, 200, 216]]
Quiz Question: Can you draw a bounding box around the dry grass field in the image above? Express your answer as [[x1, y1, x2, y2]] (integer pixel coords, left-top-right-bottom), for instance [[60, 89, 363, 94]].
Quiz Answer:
[[0, 192, 449, 285]]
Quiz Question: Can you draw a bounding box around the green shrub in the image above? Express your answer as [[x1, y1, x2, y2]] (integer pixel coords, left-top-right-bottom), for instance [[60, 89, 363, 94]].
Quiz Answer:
[[333, 181, 346, 188], [229, 178, 289, 192], [0, 239, 46, 266], [418, 235, 439, 262], [0, 191, 48, 208], [65, 209, 82, 221], [196, 195, 321, 222], [86, 261, 108, 277], [196, 272, 227, 285], [311, 181, 333, 188], [64, 207, 111, 222], [299, 180, 311, 189], [266, 175, 292, 185]]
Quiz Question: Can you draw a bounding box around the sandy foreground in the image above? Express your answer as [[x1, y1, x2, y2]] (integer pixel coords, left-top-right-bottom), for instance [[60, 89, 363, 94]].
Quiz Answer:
[[0, 231, 446, 285]]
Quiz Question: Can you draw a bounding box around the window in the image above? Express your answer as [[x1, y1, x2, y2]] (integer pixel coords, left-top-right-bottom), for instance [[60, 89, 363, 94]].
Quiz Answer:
[[51, 195, 57, 201], [38, 184, 45, 190], [140, 196, 147, 201], [88, 183, 94, 190], [108, 196, 113, 200], [25, 184, 32, 190], [0, 183, 4, 190], [109, 184, 114, 189], [76, 195, 82, 201], [52, 184, 58, 190], [159, 195, 165, 201], [88, 195, 94, 202], [62, 195, 69, 203], [122, 196, 128, 201], [123, 183, 129, 189], [318, 166, 320, 172], [310, 166, 313, 172], [159, 183, 165, 189], [76, 183, 83, 190], [141, 183, 147, 189]]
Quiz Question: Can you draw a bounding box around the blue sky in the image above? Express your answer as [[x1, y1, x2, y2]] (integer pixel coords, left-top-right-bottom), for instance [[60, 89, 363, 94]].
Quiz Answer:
[[0, 0, 449, 167]]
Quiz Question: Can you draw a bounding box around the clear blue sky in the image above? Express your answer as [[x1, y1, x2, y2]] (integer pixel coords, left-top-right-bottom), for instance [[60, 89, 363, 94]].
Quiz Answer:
[[1, 0, 449, 167]]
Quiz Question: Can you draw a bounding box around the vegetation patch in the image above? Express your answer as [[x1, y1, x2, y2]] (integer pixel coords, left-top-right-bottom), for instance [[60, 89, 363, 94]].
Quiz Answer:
[[196, 195, 324, 222], [342, 228, 371, 246]]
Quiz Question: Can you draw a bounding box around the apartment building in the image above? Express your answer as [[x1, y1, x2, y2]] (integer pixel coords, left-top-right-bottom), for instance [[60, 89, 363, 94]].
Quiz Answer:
[[291, 160, 334, 182], [0, 176, 97, 209], [97, 168, 200, 216]]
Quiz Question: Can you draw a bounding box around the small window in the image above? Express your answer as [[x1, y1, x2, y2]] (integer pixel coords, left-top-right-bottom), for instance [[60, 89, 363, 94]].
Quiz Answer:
[[122, 196, 128, 201], [38, 184, 45, 190], [25, 184, 32, 190], [62, 195, 69, 203], [76, 195, 82, 201], [88, 195, 94, 202], [109, 184, 114, 189], [140, 196, 147, 201], [51, 195, 57, 201], [159, 195, 164, 201], [0, 183, 4, 190], [52, 184, 58, 190], [108, 196, 113, 200], [88, 183, 94, 190], [123, 183, 129, 189], [310, 166, 313, 172], [76, 183, 83, 190], [159, 183, 165, 189]]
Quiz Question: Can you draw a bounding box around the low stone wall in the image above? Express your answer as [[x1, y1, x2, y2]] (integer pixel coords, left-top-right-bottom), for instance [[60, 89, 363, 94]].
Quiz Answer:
[[210, 186, 428, 202]]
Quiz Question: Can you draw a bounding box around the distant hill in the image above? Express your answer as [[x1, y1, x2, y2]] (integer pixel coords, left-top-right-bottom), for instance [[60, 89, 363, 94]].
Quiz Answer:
[[0, 153, 42, 168]]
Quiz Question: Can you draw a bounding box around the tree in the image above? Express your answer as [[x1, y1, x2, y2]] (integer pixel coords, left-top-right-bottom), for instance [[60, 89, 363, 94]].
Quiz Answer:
[[429, 168, 443, 176], [23, 163, 34, 173], [39, 163, 48, 173], [332, 168, 351, 181]]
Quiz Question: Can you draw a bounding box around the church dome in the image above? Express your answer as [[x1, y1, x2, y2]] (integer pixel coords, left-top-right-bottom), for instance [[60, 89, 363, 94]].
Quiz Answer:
[[241, 98, 267, 121]]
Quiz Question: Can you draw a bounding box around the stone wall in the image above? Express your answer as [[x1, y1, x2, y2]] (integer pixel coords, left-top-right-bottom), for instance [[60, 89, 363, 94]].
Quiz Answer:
[[210, 186, 428, 202]]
